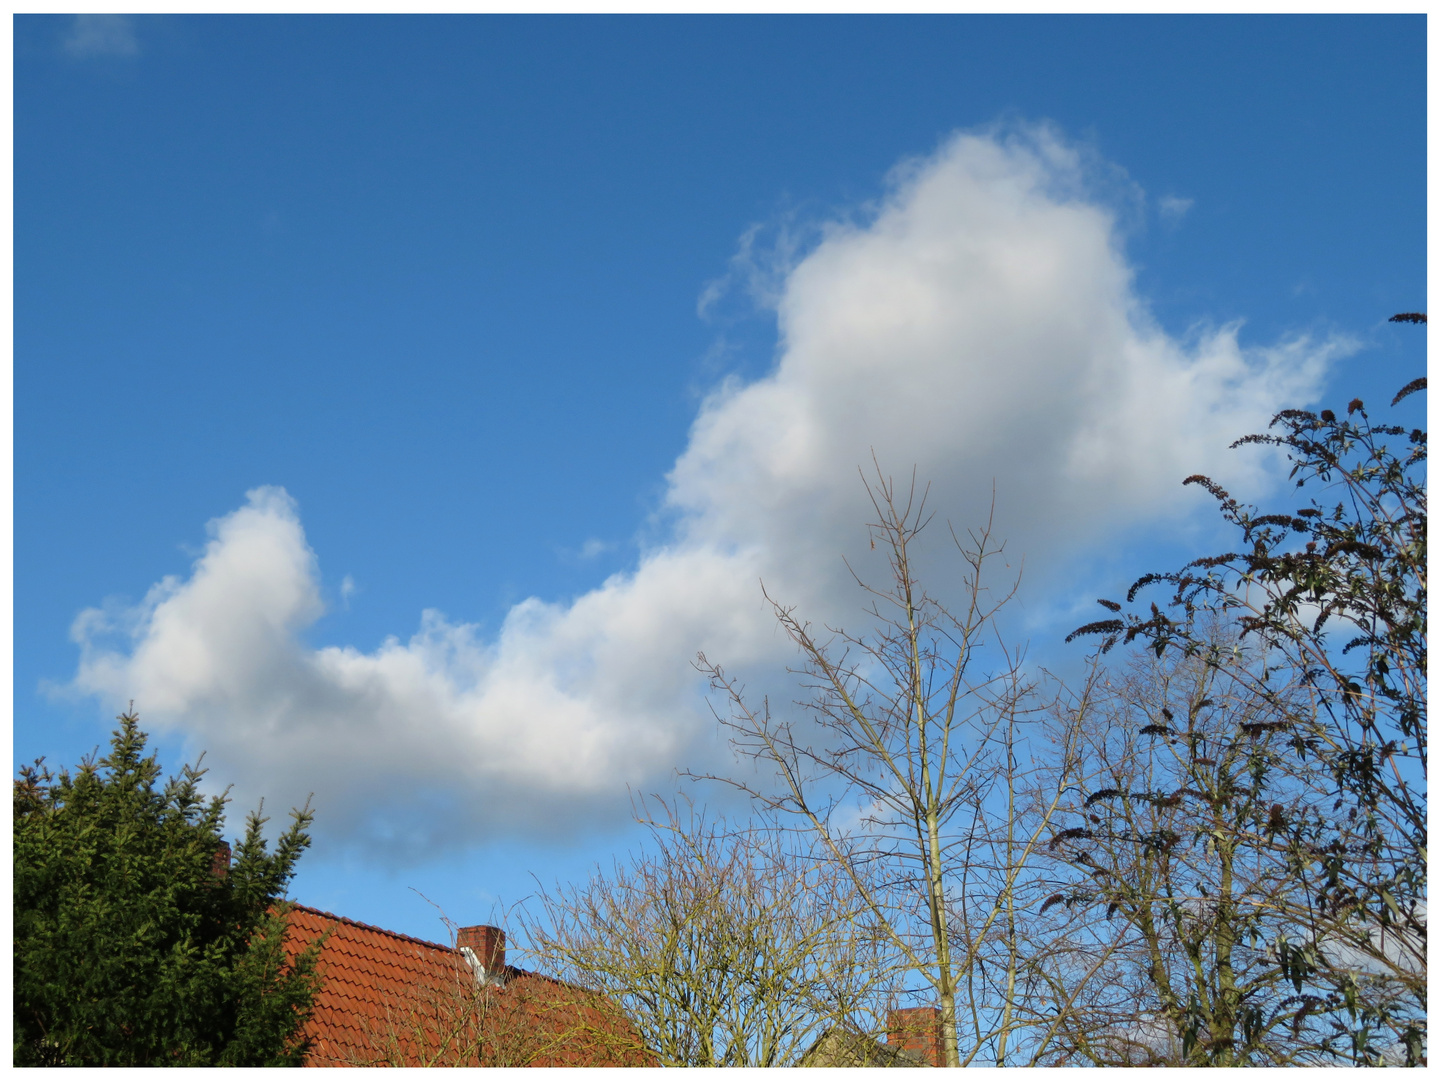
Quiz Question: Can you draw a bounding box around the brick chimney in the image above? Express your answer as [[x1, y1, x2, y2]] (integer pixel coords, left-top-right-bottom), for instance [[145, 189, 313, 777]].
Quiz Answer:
[[457, 925, 506, 982], [888, 1006, 945, 1067], [211, 841, 231, 880]]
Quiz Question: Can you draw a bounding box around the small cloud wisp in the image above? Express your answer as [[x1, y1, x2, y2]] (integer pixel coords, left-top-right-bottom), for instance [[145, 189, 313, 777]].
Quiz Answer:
[[62, 15, 139, 59]]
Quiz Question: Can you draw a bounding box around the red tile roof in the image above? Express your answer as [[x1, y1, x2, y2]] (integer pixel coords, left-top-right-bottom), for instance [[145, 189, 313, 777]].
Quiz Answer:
[[283, 904, 651, 1067]]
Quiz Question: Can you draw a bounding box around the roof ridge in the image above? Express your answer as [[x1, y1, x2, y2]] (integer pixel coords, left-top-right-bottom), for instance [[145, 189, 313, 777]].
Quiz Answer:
[[285, 902, 562, 986], [287, 902, 459, 953]]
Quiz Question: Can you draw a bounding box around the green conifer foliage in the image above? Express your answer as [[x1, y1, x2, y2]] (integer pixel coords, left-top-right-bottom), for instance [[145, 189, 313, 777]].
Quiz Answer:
[[13, 711, 323, 1066]]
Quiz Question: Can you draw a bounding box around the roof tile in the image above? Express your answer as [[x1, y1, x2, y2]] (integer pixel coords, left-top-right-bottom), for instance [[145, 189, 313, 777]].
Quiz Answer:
[[282, 904, 651, 1067]]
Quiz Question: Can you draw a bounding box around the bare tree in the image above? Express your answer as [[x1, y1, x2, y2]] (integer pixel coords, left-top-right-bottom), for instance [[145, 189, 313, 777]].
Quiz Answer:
[[518, 795, 896, 1067], [697, 471, 1085, 1066]]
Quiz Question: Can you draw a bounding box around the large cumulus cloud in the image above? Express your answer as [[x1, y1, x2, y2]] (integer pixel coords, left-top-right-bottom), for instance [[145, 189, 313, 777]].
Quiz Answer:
[[68, 125, 1342, 859]]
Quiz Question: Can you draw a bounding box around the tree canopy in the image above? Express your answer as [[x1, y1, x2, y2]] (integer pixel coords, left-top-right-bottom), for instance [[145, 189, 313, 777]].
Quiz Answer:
[[1070, 328, 1426, 1064], [13, 711, 323, 1066], [669, 317, 1425, 1067]]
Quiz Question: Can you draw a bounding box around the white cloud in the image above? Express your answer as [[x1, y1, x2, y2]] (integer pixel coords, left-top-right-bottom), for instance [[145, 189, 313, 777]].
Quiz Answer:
[[62, 15, 139, 59], [67, 124, 1343, 860], [577, 538, 614, 560], [1158, 194, 1195, 222], [697, 219, 808, 321]]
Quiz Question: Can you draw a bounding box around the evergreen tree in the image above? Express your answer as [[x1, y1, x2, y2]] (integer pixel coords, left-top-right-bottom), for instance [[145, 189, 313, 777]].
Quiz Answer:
[[14, 710, 323, 1066]]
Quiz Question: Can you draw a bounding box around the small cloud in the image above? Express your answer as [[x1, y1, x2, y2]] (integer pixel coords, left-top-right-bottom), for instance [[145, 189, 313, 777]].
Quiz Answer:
[[63, 14, 139, 59], [695, 273, 730, 323], [696, 218, 808, 322], [552, 537, 619, 566], [339, 574, 358, 608], [1157, 195, 1195, 223], [578, 538, 614, 560]]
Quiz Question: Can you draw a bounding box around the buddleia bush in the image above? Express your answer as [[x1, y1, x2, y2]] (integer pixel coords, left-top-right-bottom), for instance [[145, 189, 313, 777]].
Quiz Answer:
[[1070, 315, 1425, 1064]]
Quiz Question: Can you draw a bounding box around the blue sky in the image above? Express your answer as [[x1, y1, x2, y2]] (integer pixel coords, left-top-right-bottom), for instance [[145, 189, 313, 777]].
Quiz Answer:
[[15, 15, 1426, 944]]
